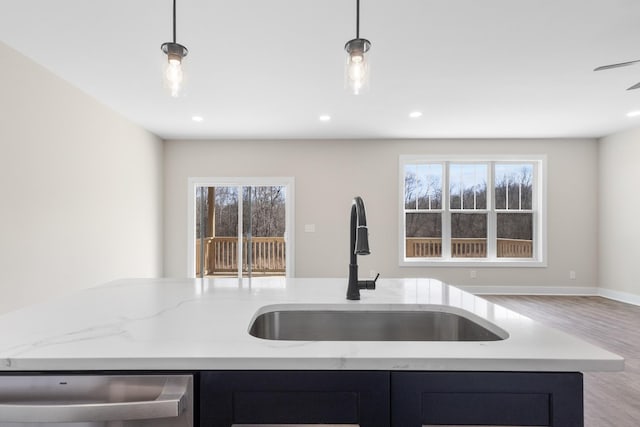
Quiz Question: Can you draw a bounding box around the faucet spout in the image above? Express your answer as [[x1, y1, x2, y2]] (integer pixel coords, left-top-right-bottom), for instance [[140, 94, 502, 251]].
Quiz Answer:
[[347, 196, 377, 300], [352, 196, 370, 256]]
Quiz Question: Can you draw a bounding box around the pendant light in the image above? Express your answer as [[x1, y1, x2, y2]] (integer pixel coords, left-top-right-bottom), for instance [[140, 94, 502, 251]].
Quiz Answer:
[[161, 0, 189, 97], [344, 0, 371, 95]]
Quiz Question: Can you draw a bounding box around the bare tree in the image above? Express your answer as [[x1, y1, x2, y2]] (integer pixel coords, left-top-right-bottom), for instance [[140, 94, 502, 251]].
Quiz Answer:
[[245, 186, 285, 237]]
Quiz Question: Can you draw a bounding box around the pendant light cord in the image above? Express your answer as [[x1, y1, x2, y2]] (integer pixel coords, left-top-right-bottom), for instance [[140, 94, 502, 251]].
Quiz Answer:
[[356, 0, 360, 39], [172, 0, 177, 43]]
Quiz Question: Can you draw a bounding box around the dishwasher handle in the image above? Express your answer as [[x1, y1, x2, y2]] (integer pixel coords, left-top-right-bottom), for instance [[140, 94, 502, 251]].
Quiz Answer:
[[0, 377, 189, 423]]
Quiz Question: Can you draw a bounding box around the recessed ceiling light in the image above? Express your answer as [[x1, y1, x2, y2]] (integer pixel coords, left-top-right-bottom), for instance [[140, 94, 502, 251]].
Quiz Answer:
[[626, 111, 640, 118], [409, 111, 423, 118], [192, 116, 204, 122], [319, 115, 331, 122]]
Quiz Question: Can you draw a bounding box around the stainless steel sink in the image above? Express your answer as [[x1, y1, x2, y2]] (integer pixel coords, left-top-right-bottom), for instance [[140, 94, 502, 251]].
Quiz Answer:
[[249, 306, 507, 341]]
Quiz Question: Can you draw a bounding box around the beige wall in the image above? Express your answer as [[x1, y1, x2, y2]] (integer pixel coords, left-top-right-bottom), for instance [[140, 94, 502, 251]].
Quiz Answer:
[[0, 42, 164, 314], [3, 36, 633, 311], [164, 138, 598, 289], [599, 128, 640, 298]]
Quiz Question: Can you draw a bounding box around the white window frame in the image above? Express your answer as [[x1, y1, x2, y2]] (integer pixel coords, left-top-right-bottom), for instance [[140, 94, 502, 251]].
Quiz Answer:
[[187, 176, 295, 278], [399, 155, 547, 267]]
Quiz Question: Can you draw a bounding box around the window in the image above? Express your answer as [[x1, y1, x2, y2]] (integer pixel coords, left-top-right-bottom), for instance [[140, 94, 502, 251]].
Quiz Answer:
[[400, 156, 546, 266], [188, 177, 295, 278], [495, 163, 534, 258]]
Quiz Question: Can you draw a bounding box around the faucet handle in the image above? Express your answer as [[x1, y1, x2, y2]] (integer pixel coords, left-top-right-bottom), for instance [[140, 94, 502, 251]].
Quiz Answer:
[[358, 273, 379, 290]]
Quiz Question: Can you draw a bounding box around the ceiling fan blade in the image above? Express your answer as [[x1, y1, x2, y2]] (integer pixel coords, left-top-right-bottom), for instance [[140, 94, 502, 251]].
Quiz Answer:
[[627, 81, 640, 90], [594, 59, 640, 71]]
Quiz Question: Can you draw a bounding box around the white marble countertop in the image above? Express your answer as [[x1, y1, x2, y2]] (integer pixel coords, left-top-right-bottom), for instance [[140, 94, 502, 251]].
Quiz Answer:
[[0, 277, 624, 372]]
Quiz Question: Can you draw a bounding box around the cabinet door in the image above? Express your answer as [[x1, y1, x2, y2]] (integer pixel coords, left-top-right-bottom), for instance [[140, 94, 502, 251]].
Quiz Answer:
[[201, 371, 389, 427], [391, 371, 583, 427]]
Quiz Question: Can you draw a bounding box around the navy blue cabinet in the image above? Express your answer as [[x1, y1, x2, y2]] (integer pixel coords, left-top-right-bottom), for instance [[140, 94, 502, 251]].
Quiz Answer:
[[200, 371, 583, 427], [200, 371, 390, 427], [391, 372, 583, 427]]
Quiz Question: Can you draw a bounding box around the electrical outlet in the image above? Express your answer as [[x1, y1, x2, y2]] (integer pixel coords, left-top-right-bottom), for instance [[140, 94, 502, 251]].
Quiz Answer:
[[304, 224, 315, 233], [470, 270, 477, 279], [370, 270, 377, 278], [569, 270, 576, 280]]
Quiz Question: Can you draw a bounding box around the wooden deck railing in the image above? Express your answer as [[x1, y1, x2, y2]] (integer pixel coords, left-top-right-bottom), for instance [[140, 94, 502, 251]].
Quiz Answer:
[[496, 238, 533, 258], [196, 236, 286, 276], [406, 237, 533, 258], [405, 238, 442, 257], [451, 238, 488, 258], [196, 235, 532, 275]]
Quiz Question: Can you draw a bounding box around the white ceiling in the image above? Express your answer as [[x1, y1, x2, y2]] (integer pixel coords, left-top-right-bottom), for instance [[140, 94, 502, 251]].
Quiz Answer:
[[3, 0, 640, 140]]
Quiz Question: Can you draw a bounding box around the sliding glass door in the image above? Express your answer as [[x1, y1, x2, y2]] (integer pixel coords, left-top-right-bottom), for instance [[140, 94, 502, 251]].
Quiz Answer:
[[189, 178, 294, 278], [195, 185, 239, 278], [241, 186, 287, 277]]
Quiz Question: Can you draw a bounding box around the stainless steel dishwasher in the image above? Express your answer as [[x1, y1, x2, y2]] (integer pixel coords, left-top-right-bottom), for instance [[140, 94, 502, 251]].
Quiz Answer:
[[0, 374, 193, 426]]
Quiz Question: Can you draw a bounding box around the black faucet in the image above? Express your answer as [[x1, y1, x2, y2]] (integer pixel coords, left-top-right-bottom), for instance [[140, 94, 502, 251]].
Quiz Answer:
[[347, 196, 379, 300]]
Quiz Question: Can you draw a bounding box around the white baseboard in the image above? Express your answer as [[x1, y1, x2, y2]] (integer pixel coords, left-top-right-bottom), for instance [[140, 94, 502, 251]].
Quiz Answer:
[[459, 285, 598, 296], [597, 288, 640, 307]]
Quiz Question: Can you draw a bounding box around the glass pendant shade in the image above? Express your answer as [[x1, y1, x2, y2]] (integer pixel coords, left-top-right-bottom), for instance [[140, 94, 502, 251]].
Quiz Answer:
[[162, 42, 188, 97], [345, 38, 371, 95]]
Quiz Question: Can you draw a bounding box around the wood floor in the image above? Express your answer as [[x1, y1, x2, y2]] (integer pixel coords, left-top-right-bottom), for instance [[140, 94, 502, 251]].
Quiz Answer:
[[483, 295, 640, 427]]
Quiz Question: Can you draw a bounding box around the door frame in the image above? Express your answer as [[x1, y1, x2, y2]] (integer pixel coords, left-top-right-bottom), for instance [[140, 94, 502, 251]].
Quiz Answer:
[[187, 176, 295, 278]]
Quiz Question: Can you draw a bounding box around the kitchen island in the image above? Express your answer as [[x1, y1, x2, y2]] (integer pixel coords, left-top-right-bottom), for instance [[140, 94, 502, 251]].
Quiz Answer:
[[0, 277, 624, 426]]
